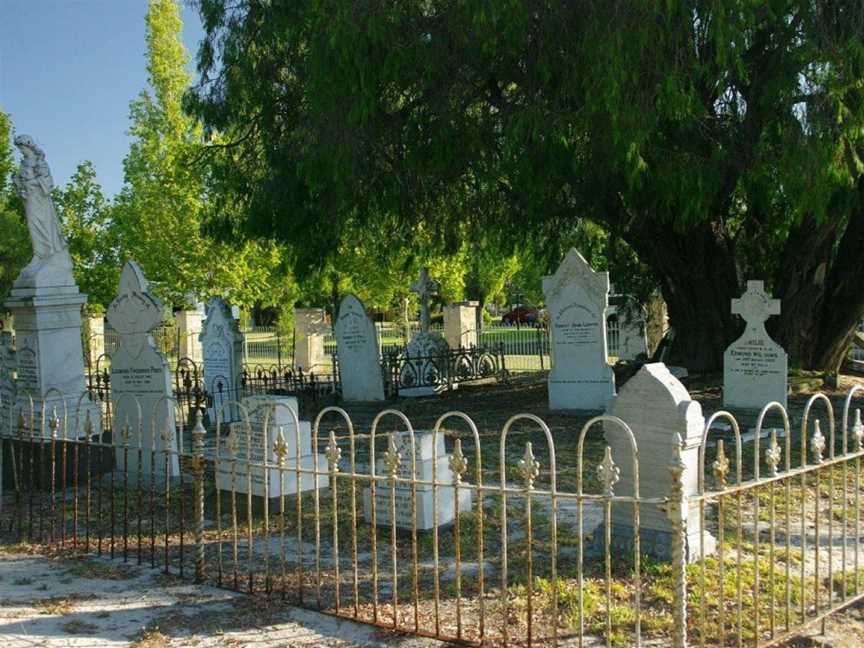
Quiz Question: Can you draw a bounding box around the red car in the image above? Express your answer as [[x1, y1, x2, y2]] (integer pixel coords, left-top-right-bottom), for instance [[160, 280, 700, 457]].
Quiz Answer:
[[502, 306, 539, 324]]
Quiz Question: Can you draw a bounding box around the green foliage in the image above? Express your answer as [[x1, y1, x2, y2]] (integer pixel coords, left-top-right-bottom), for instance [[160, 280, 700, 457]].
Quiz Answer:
[[54, 162, 120, 310], [0, 111, 30, 301]]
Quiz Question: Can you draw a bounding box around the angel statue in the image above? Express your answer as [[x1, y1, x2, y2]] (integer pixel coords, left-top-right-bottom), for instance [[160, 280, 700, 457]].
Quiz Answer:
[[12, 135, 74, 288]]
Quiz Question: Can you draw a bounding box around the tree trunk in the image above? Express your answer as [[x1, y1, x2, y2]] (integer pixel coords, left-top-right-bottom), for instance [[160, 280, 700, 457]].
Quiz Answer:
[[624, 218, 740, 373]]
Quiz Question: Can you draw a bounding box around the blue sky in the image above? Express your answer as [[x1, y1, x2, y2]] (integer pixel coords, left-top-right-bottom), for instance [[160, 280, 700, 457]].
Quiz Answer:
[[0, 1, 205, 197]]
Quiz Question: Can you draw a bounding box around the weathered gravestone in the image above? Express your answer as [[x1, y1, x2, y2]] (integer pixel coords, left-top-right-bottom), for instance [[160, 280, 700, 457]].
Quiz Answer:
[[215, 395, 327, 497], [0, 333, 14, 432], [401, 268, 450, 396], [201, 297, 243, 423], [724, 280, 788, 410], [363, 430, 472, 530], [4, 135, 101, 438], [176, 310, 203, 363], [107, 261, 178, 480], [443, 301, 479, 350], [601, 362, 714, 561], [335, 294, 385, 401], [543, 249, 615, 410], [294, 308, 328, 372]]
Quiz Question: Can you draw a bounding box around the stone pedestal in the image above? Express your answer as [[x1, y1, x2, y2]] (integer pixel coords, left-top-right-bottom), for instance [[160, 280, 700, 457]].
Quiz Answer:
[[176, 310, 203, 363], [601, 363, 714, 562], [443, 301, 479, 349], [1, 332, 15, 435], [5, 286, 101, 439], [294, 308, 328, 372]]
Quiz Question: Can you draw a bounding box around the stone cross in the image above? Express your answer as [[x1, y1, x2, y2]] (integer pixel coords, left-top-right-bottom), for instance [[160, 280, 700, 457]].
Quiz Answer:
[[731, 280, 780, 331], [410, 267, 439, 333]]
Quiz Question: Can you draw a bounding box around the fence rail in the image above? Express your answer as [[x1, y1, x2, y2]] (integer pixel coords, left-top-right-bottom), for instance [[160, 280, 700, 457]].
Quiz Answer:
[[3, 388, 863, 647]]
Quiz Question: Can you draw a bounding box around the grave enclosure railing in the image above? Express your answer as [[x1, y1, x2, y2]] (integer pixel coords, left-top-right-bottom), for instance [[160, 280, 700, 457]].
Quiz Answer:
[[2, 389, 864, 647]]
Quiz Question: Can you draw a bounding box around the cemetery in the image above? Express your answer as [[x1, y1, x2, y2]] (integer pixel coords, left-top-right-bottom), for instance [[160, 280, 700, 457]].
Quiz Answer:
[[3, 3, 864, 648]]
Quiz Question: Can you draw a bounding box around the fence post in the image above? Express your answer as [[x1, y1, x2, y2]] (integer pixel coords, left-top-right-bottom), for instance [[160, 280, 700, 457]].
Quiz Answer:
[[667, 434, 689, 648], [192, 409, 206, 583]]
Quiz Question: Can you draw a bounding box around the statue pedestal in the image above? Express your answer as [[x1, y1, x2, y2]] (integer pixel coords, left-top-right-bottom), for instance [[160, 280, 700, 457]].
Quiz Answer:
[[5, 286, 102, 440]]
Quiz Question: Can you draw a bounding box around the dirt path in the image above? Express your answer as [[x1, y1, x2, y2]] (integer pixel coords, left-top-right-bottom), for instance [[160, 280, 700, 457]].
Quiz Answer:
[[0, 551, 445, 647]]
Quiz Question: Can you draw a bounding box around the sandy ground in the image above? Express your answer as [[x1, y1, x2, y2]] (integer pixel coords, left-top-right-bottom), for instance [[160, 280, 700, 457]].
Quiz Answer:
[[0, 552, 446, 647]]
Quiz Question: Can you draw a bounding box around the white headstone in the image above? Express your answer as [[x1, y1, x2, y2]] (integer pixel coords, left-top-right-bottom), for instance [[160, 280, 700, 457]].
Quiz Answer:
[[201, 297, 243, 423], [176, 310, 203, 363], [335, 294, 385, 401], [723, 280, 787, 410], [603, 363, 714, 561], [444, 301, 479, 349], [403, 268, 449, 396], [107, 262, 178, 479], [215, 395, 327, 497], [542, 249, 615, 410], [363, 431, 472, 530], [294, 307, 328, 372]]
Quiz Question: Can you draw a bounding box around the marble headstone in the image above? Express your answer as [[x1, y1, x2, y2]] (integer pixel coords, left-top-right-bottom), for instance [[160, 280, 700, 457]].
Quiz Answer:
[[543, 249, 615, 410], [107, 261, 178, 479], [723, 281, 788, 410], [363, 430, 472, 530], [215, 395, 328, 497], [602, 363, 714, 562], [294, 307, 328, 372], [201, 297, 243, 423], [444, 301, 479, 350], [335, 294, 385, 401]]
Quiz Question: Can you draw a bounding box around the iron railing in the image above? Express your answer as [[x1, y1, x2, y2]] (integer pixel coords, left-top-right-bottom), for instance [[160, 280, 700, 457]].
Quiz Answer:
[[2, 388, 864, 647]]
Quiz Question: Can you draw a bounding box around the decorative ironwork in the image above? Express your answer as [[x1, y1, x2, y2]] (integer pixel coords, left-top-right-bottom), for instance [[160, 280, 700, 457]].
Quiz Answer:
[[273, 432, 289, 465], [713, 438, 730, 487], [597, 446, 620, 496], [766, 428, 782, 476], [811, 419, 826, 464], [379, 343, 508, 397], [517, 442, 540, 489], [448, 438, 468, 485], [854, 408, 864, 452], [383, 433, 402, 478], [325, 431, 341, 472]]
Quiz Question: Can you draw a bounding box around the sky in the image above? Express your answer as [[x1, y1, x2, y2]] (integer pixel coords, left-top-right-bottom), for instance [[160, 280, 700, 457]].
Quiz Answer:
[[0, 0, 206, 197]]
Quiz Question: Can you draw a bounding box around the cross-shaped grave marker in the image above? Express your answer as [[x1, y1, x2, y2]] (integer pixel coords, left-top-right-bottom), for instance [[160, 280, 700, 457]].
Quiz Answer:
[[731, 280, 781, 331], [410, 267, 439, 333]]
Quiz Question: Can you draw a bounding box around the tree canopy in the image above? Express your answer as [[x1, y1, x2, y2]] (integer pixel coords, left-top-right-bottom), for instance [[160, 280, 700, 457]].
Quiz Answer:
[[187, 1, 864, 371]]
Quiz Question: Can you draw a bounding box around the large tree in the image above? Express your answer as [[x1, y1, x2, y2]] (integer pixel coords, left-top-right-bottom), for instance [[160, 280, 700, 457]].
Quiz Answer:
[[187, 1, 864, 372]]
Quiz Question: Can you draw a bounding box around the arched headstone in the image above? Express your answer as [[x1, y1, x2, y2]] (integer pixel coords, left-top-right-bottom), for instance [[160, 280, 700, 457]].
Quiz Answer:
[[335, 294, 385, 401]]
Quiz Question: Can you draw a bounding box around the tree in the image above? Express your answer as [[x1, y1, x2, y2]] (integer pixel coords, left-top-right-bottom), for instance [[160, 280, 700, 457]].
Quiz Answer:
[[187, 1, 864, 372], [54, 161, 120, 310], [0, 111, 30, 303]]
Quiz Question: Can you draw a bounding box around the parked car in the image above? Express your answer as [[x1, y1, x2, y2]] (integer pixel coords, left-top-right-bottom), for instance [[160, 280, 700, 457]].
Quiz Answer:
[[502, 305, 540, 324]]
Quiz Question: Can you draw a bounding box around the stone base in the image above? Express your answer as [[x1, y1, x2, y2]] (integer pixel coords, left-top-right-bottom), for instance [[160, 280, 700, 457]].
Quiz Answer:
[[398, 384, 455, 398], [548, 377, 614, 411], [590, 522, 716, 563], [362, 483, 473, 530]]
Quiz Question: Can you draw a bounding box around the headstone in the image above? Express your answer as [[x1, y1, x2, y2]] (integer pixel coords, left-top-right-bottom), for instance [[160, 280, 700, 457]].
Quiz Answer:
[[402, 268, 449, 396], [723, 280, 787, 410], [363, 430, 472, 530], [602, 362, 714, 561], [542, 249, 615, 410], [294, 307, 328, 372], [107, 262, 178, 480], [86, 315, 105, 369], [215, 395, 328, 497], [443, 301, 479, 349], [335, 294, 385, 401], [4, 135, 101, 438], [0, 333, 15, 433], [201, 297, 243, 423], [176, 310, 203, 363]]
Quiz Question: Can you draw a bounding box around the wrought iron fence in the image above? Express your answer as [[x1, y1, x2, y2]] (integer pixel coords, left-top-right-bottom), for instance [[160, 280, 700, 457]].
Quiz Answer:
[[3, 388, 864, 647], [379, 344, 508, 397]]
